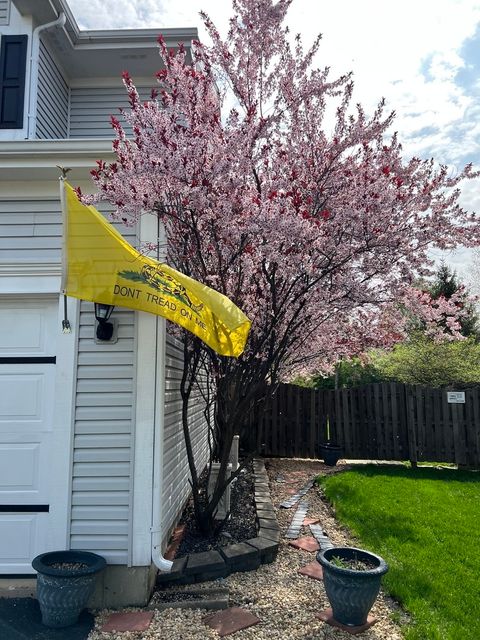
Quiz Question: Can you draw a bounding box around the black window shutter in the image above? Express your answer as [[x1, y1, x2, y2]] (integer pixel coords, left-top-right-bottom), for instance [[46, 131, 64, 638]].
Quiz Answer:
[[0, 35, 28, 129]]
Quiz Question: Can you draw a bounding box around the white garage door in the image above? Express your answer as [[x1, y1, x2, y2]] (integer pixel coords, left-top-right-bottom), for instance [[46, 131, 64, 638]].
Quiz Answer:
[[0, 299, 57, 573]]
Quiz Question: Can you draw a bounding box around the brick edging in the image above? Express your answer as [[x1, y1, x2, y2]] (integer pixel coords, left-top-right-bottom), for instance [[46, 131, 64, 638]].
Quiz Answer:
[[156, 458, 279, 587]]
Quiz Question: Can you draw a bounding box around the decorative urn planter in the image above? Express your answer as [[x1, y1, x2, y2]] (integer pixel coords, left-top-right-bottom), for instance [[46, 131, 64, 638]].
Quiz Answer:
[[32, 550, 106, 628], [319, 442, 343, 466], [317, 546, 388, 627]]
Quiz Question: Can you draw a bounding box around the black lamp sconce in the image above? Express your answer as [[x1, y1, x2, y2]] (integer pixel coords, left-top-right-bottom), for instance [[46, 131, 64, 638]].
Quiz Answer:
[[94, 303, 117, 343]]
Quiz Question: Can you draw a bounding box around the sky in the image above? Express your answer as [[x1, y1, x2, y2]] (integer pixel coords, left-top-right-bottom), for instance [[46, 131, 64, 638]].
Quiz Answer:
[[68, 0, 480, 287]]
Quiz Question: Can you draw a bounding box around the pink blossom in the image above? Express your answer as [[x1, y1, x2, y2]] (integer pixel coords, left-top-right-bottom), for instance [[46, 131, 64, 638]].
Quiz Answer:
[[81, 0, 480, 378]]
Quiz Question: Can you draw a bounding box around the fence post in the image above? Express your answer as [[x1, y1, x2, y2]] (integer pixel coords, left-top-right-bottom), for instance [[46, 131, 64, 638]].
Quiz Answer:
[[451, 402, 467, 467], [407, 386, 418, 467]]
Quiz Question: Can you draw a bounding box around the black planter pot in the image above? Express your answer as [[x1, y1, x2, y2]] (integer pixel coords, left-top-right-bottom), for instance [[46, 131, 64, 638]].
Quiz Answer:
[[319, 442, 343, 466], [317, 546, 388, 627], [32, 550, 106, 628]]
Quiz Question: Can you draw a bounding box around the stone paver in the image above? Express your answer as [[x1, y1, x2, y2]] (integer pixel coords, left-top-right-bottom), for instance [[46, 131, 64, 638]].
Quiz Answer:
[[149, 586, 229, 611], [298, 560, 323, 581], [316, 608, 378, 635], [185, 549, 228, 581], [309, 524, 334, 550], [303, 516, 320, 526], [204, 606, 261, 637], [220, 542, 260, 572], [101, 611, 154, 632], [245, 536, 279, 563], [285, 499, 309, 538], [279, 480, 314, 508], [288, 536, 320, 552]]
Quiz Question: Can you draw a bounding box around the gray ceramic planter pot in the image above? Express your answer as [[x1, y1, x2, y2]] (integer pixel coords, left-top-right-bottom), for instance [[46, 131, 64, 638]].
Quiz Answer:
[[317, 546, 388, 626], [32, 550, 106, 628], [319, 442, 343, 466]]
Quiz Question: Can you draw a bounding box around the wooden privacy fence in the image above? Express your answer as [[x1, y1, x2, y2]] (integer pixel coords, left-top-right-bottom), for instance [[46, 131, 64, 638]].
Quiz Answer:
[[252, 382, 480, 467]]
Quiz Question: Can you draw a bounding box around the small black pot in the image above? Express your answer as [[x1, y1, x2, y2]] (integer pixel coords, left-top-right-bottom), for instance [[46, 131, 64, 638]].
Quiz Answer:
[[32, 550, 106, 628], [319, 442, 343, 466], [317, 546, 388, 626]]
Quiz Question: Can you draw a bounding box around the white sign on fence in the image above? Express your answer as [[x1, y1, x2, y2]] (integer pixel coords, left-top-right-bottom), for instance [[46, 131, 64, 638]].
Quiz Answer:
[[447, 391, 465, 404]]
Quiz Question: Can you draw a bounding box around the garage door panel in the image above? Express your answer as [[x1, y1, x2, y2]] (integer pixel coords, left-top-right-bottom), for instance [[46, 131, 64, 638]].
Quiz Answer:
[[0, 302, 57, 357], [0, 513, 49, 574], [0, 443, 42, 495], [0, 366, 54, 431], [0, 299, 57, 572]]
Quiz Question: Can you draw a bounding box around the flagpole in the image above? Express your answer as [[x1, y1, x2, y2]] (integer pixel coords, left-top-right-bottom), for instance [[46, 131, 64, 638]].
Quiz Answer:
[[58, 169, 71, 333]]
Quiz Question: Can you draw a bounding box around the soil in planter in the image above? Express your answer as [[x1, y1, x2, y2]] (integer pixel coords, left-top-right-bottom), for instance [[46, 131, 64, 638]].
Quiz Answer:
[[49, 562, 89, 571], [330, 555, 377, 571], [175, 460, 257, 557]]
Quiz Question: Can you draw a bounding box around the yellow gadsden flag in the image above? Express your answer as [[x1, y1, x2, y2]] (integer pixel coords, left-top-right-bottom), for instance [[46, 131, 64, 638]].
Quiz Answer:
[[61, 182, 251, 357]]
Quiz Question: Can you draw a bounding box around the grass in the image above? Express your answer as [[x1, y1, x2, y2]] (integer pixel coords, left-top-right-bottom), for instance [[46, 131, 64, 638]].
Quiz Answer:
[[319, 465, 480, 640]]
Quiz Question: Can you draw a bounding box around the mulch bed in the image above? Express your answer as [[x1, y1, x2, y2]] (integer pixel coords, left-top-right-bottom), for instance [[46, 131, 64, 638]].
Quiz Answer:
[[175, 460, 257, 557]]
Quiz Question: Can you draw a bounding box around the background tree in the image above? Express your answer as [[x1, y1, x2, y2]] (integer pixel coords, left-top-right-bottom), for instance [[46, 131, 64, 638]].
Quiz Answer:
[[299, 358, 382, 389], [308, 265, 480, 388], [371, 336, 480, 387], [425, 263, 478, 338], [82, 0, 480, 534]]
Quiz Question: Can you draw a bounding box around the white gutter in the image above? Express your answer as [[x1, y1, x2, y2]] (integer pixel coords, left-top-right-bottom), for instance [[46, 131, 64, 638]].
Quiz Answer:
[[27, 12, 67, 139], [151, 315, 173, 572]]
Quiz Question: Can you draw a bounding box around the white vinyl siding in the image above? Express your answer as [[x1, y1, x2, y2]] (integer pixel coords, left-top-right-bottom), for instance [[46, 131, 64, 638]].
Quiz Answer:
[[36, 41, 69, 139], [70, 302, 136, 564], [0, 200, 129, 263], [162, 335, 209, 541], [0, 198, 61, 262], [69, 86, 154, 138], [0, 0, 10, 25], [69, 219, 138, 565]]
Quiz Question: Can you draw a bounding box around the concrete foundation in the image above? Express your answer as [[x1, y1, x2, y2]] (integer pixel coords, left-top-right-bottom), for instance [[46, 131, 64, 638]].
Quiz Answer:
[[0, 578, 36, 599], [88, 564, 157, 609]]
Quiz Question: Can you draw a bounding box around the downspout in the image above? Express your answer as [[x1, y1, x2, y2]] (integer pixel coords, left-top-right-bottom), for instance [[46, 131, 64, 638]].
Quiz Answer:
[[27, 12, 67, 139], [151, 315, 173, 571]]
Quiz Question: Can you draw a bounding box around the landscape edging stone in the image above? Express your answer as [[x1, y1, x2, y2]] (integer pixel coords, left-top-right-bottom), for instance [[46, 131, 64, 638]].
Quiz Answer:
[[156, 458, 278, 587]]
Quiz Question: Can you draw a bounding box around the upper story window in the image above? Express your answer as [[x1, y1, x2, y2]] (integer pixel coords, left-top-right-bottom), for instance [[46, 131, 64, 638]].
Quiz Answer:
[[0, 35, 28, 129]]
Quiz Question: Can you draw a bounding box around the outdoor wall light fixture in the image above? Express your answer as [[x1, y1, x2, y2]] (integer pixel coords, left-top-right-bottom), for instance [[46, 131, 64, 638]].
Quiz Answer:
[[94, 303, 115, 341]]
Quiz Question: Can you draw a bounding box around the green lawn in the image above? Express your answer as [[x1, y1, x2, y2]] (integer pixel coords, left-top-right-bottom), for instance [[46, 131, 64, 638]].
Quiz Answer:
[[319, 465, 480, 640]]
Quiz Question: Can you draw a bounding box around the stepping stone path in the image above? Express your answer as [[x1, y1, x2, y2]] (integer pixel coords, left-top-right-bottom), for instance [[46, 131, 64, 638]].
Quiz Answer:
[[285, 499, 309, 539], [316, 609, 378, 635], [204, 606, 261, 637], [288, 536, 320, 552], [101, 611, 154, 633], [309, 524, 334, 550], [298, 560, 323, 581], [279, 480, 314, 508]]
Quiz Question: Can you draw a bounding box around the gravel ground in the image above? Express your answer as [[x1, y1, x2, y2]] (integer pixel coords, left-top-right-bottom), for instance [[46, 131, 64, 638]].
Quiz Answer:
[[88, 458, 406, 640]]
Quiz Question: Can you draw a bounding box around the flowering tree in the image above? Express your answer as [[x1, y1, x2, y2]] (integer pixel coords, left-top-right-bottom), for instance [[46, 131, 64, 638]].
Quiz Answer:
[[82, 0, 479, 534]]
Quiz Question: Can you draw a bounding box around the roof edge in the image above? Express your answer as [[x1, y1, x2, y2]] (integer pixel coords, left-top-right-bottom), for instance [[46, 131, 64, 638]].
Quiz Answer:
[[12, 1, 198, 46], [0, 138, 114, 158]]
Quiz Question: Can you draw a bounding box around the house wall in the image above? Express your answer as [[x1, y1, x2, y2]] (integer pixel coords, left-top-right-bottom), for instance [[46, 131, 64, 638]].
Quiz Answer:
[[0, 196, 62, 262], [35, 39, 69, 139], [0, 0, 10, 25], [0, 188, 139, 566], [69, 83, 154, 138], [0, 1, 32, 141], [70, 302, 136, 565], [162, 334, 209, 542], [69, 214, 138, 565]]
